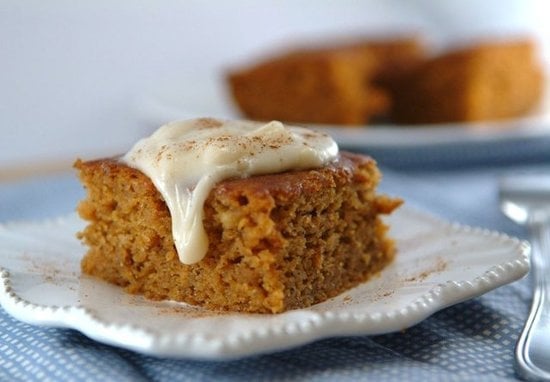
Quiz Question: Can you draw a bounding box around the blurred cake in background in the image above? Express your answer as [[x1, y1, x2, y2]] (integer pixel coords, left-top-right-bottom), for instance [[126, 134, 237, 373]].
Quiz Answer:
[[390, 38, 544, 124], [227, 37, 426, 125], [226, 36, 545, 126]]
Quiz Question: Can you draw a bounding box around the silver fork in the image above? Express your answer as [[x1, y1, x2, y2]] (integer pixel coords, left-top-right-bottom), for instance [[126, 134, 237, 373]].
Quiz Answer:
[[499, 174, 550, 381]]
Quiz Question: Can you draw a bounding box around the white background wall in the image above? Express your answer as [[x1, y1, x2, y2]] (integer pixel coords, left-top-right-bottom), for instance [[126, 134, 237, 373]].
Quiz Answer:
[[1, 0, 549, 171]]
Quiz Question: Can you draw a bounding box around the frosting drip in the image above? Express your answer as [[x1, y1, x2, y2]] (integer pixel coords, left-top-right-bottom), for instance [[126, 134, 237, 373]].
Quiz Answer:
[[122, 118, 339, 264]]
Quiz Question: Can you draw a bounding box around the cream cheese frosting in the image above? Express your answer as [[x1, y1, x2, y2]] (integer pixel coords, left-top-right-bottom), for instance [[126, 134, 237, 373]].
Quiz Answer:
[[122, 118, 339, 264]]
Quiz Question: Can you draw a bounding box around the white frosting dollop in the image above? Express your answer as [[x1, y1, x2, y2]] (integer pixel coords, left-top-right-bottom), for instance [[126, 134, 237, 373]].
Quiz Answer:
[[122, 118, 339, 264]]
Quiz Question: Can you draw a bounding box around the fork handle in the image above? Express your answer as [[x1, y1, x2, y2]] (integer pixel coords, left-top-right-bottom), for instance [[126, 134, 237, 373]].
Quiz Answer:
[[515, 222, 550, 381]]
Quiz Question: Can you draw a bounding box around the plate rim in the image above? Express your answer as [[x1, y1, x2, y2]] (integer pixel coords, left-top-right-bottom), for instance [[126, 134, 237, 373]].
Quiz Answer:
[[0, 207, 530, 360], [312, 118, 550, 149]]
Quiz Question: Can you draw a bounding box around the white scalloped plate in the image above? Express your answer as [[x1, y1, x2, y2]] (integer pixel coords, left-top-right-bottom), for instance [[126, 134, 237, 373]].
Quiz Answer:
[[0, 206, 529, 360]]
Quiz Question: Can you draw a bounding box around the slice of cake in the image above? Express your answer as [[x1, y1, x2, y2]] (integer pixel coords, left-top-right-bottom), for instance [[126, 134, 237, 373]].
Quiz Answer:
[[227, 48, 389, 125], [75, 118, 401, 313], [390, 38, 545, 124]]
